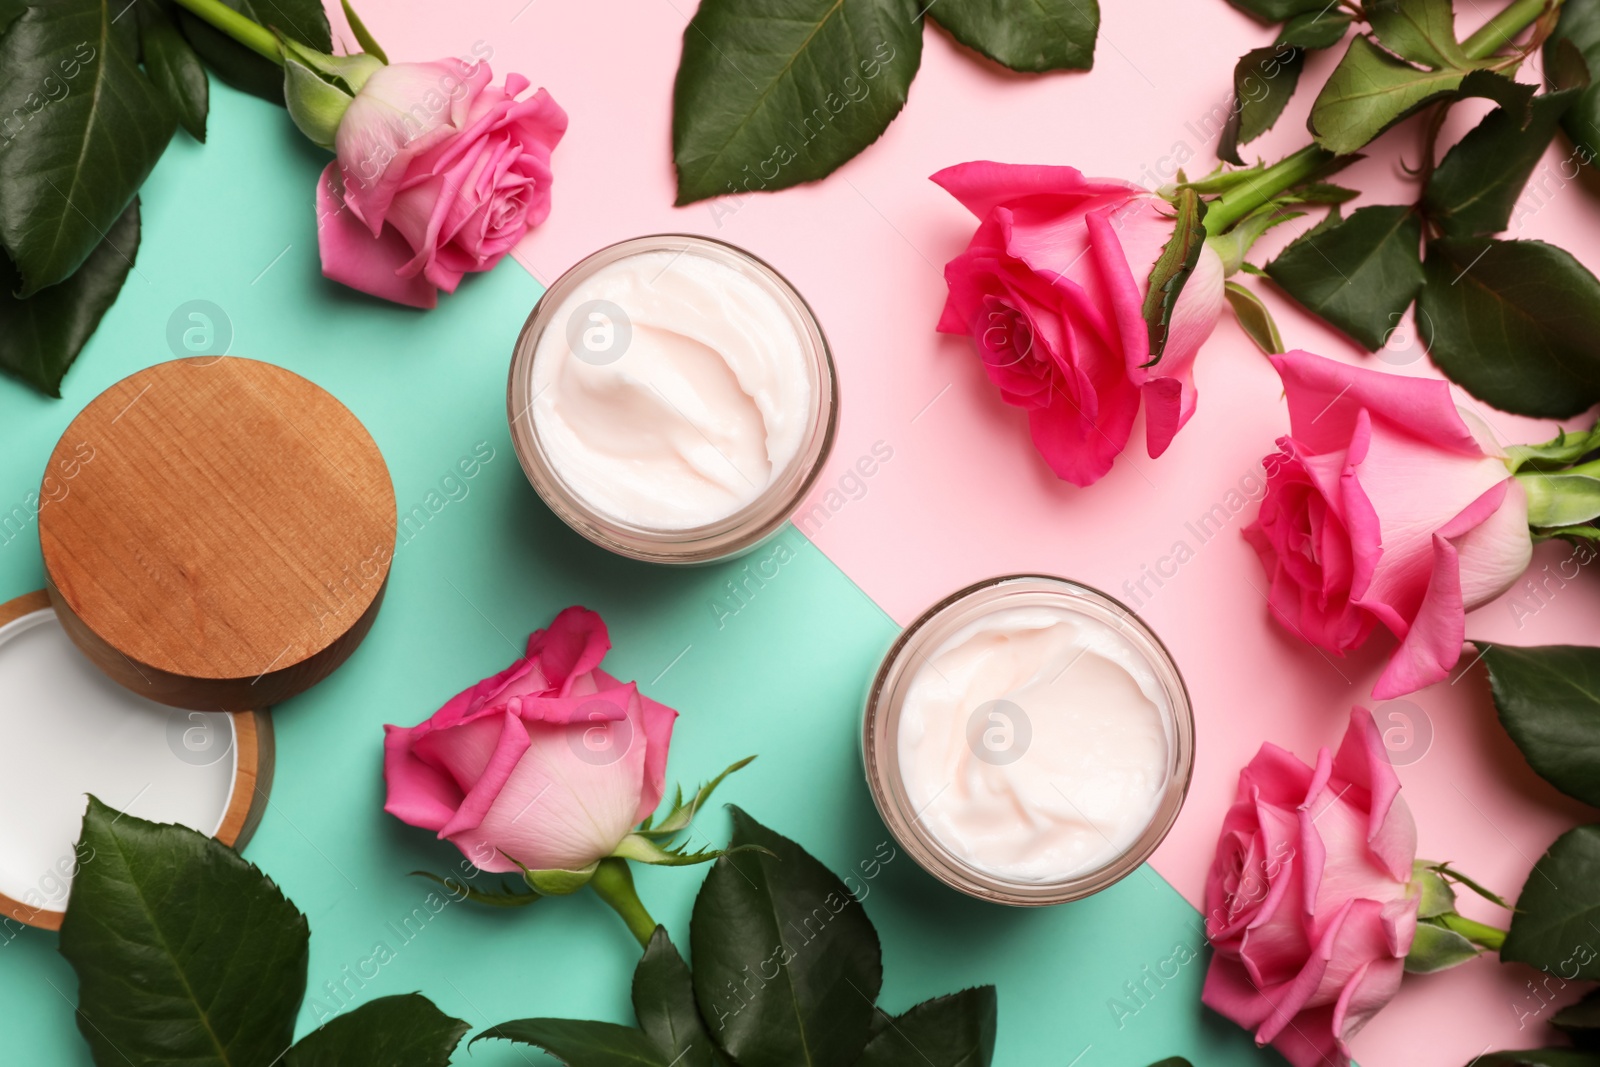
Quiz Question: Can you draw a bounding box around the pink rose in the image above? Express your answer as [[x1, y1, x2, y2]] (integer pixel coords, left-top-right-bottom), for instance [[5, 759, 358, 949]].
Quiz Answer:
[[1244, 351, 1532, 698], [932, 161, 1225, 486], [383, 607, 676, 872], [1203, 708, 1418, 1067], [317, 58, 568, 309]]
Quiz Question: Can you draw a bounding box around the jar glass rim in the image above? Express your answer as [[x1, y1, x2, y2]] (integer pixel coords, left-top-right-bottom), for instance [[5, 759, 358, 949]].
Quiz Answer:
[[507, 234, 838, 564], [862, 574, 1195, 906]]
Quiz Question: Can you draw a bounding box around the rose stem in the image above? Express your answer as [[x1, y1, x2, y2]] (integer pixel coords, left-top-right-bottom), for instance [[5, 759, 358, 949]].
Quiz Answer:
[[589, 858, 658, 949], [1439, 913, 1508, 952], [168, 0, 282, 63], [1201, 0, 1559, 238]]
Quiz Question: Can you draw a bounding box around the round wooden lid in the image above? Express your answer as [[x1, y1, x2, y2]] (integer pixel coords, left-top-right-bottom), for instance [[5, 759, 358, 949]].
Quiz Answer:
[[39, 357, 396, 710]]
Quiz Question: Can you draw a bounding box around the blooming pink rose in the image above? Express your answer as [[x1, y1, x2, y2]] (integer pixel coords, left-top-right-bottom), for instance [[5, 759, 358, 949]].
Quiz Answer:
[[1203, 707, 1418, 1067], [383, 607, 675, 872], [932, 161, 1225, 486], [1244, 351, 1532, 698], [317, 58, 567, 309]]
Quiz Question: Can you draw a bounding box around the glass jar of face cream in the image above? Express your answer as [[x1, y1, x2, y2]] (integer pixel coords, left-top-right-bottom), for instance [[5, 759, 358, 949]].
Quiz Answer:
[[508, 235, 838, 564], [863, 575, 1194, 906]]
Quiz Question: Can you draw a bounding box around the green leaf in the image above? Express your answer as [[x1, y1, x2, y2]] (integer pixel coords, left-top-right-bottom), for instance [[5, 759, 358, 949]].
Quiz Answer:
[[1309, 38, 1528, 153], [923, 0, 1097, 74], [1412, 862, 1458, 918], [1555, 988, 1600, 1039], [856, 988, 997, 1067], [633, 928, 719, 1067], [59, 797, 310, 1067], [1146, 1061, 1195, 1067], [1221, 0, 1328, 21], [691, 807, 883, 1067], [1404, 919, 1483, 973], [1265, 204, 1424, 349], [1219, 44, 1305, 164], [1425, 90, 1579, 238], [671, 0, 923, 205], [1547, 0, 1600, 164], [476, 1019, 669, 1066], [1366, 0, 1469, 69], [1480, 644, 1600, 806], [1224, 281, 1284, 354], [1469, 1051, 1600, 1066], [1142, 188, 1206, 363], [1279, 9, 1353, 50], [287, 994, 468, 1067], [138, 3, 208, 141], [339, 0, 387, 64], [0, 0, 174, 295], [0, 197, 138, 396], [1523, 474, 1600, 528], [1418, 238, 1600, 418], [1503, 825, 1600, 978], [0, 0, 26, 38], [176, 0, 331, 106]]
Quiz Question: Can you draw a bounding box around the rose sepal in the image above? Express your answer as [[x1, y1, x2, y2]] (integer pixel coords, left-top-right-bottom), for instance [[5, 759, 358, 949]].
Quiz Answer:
[[1403, 860, 1508, 973], [609, 834, 773, 868], [1405, 921, 1484, 973], [280, 36, 384, 150], [410, 870, 540, 908], [633, 755, 755, 839], [513, 860, 600, 896], [1505, 421, 1600, 472]]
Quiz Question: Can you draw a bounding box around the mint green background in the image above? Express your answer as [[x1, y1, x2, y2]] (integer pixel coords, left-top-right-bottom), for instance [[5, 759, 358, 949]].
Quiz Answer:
[[0, 84, 1282, 1067]]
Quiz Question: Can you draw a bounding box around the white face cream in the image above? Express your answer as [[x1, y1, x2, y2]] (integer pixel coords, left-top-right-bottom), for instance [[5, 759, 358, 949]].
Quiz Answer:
[[0, 608, 237, 913], [514, 238, 830, 554], [898, 605, 1171, 882], [864, 577, 1193, 905]]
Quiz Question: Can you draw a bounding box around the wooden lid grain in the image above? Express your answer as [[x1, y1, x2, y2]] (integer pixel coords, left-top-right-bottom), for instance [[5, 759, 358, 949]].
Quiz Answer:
[[39, 357, 397, 710]]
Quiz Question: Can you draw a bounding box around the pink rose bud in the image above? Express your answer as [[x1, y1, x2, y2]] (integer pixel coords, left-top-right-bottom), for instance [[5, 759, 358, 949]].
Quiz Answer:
[[317, 58, 568, 308], [383, 607, 676, 873], [1203, 708, 1419, 1067], [931, 161, 1226, 486], [1244, 351, 1533, 698]]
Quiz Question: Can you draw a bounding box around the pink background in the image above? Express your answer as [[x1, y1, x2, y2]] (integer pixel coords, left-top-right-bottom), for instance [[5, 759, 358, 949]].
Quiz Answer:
[[329, 1, 1600, 1061]]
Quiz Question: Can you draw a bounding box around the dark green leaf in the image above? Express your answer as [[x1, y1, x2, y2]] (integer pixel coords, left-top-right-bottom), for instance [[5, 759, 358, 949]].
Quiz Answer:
[[0, 0, 25, 38], [1555, 988, 1600, 1038], [1278, 9, 1352, 50], [671, 0, 923, 205], [1425, 90, 1578, 237], [855, 988, 997, 1067], [59, 797, 310, 1067], [1142, 188, 1206, 362], [1404, 920, 1483, 973], [691, 807, 883, 1067], [1265, 204, 1423, 349], [633, 928, 718, 1067], [1146, 1061, 1195, 1067], [287, 994, 468, 1067], [476, 1019, 668, 1066], [0, 0, 174, 294], [340, 0, 387, 64], [0, 197, 138, 396], [1219, 44, 1305, 164], [1309, 38, 1528, 153], [1547, 0, 1600, 164], [924, 0, 1097, 74], [1480, 644, 1600, 806], [177, 0, 331, 107], [1225, 281, 1283, 354], [1366, 0, 1470, 68], [1503, 825, 1600, 978], [139, 3, 208, 141], [1221, 0, 1327, 22], [1469, 1051, 1600, 1066], [1419, 238, 1600, 417]]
